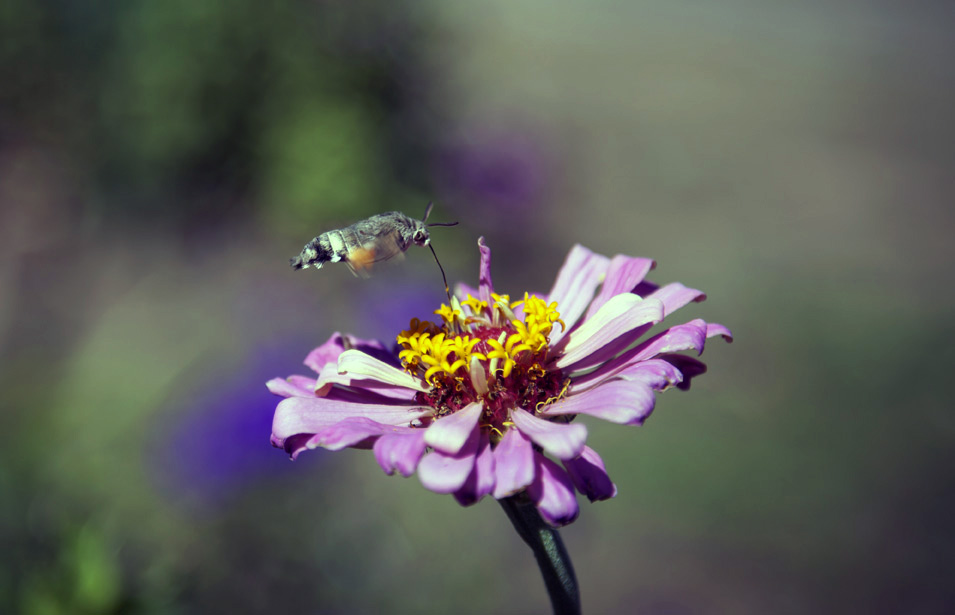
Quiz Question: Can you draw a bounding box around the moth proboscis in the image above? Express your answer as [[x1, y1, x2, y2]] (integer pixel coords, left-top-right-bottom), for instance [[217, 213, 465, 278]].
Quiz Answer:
[[290, 202, 459, 300]]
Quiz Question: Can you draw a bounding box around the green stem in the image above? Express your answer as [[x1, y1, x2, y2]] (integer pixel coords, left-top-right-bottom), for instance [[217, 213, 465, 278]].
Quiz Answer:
[[499, 496, 581, 615]]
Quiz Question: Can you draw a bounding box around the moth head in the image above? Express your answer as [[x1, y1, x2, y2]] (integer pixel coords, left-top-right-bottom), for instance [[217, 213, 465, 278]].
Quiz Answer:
[[411, 222, 431, 247]]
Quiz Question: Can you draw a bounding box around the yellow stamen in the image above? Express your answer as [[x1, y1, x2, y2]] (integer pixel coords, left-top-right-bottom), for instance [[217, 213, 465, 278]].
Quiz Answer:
[[461, 293, 488, 315], [395, 289, 566, 397]]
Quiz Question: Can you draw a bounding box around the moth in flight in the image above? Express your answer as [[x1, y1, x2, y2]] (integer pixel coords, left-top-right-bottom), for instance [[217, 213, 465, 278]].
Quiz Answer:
[[290, 202, 458, 296]]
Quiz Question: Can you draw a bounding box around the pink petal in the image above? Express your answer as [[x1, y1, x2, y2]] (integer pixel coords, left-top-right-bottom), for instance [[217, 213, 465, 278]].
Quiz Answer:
[[455, 282, 480, 302], [563, 446, 616, 502], [541, 379, 655, 425], [619, 359, 686, 389], [346, 336, 404, 368], [453, 432, 496, 506], [527, 452, 579, 527], [424, 402, 484, 454], [510, 408, 587, 460], [314, 362, 419, 401], [546, 245, 611, 344], [337, 349, 429, 392], [303, 333, 347, 373], [288, 375, 318, 391], [569, 357, 684, 393], [647, 282, 706, 317], [266, 376, 313, 398], [574, 319, 709, 383], [271, 396, 430, 444], [304, 334, 397, 372], [313, 363, 344, 395], [630, 319, 709, 360], [477, 236, 494, 304], [280, 434, 320, 459], [492, 427, 536, 499], [374, 430, 428, 477], [584, 255, 655, 320], [578, 315, 731, 390], [706, 322, 734, 342], [417, 428, 480, 494], [632, 280, 658, 297], [306, 417, 402, 451], [554, 294, 664, 369], [565, 319, 730, 386], [657, 353, 708, 391]]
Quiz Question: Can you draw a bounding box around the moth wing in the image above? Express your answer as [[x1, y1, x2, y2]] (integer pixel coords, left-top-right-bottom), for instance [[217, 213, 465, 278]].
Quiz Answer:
[[343, 229, 406, 278]]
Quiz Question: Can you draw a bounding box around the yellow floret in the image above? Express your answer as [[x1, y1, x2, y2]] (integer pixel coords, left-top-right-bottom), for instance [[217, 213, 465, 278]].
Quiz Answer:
[[433, 303, 461, 325], [396, 318, 437, 345], [485, 336, 516, 379], [461, 294, 489, 315], [398, 291, 566, 387]]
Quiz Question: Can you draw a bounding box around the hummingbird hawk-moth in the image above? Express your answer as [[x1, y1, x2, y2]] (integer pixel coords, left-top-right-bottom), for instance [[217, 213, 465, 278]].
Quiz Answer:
[[290, 202, 458, 299]]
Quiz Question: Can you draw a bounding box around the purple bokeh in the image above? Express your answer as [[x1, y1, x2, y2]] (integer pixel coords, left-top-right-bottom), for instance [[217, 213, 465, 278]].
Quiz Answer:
[[434, 129, 551, 221], [357, 275, 448, 342], [150, 339, 325, 506]]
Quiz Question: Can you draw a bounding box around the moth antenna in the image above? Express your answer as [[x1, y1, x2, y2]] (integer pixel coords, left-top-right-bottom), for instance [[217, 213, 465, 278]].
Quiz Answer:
[[422, 201, 434, 222], [427, 221, 459, 227], [429, 243, 453, 304]]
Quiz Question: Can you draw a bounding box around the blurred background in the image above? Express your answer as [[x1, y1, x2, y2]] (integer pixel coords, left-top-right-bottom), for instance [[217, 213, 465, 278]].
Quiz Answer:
[[1, 1, 953, 613]]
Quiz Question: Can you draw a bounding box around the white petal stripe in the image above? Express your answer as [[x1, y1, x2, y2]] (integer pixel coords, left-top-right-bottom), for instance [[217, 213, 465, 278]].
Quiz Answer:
[[337, 349, 429, 392], [555, 295, 664, 368]]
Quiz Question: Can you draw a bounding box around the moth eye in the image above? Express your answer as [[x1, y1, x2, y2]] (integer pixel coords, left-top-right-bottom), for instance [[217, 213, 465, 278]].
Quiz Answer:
[[413, 230, 427, 243]]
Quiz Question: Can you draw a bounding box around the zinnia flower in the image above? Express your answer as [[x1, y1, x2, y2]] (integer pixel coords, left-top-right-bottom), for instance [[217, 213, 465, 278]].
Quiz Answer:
[[269, 238, 731, 526]]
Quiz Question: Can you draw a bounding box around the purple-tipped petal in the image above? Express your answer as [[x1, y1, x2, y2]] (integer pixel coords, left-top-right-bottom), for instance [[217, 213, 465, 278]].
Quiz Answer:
[[282, 433, 318, 459], [631, 319, 709, 360], [272, 396, 430, 446], [658, 353, 708, 390], [706, 322, 734, 342], [492, 427, 536, 498], [541, 379, 656, 425], [616, 359, 684, 390], [563, 446, 616, 502], [453, 433, 496, 506], [555, 294, 664, 369], [547, 245, 611, 344], [477, 237, 494, 304], [584, 255, 655, 320], [571, 319, 710, 383], [527, 452, 579, 527], [424, 402, 484, 454], [632, 280, 658, 297], [374, 430, 427, 477], [266, 376, 314, 398], [306, 417, 398, 451], [648, 282, 706, 317], [304, 333, 347, 373], [569, 357, 684, 393], [337, 350, 429, 392], [510, 408, 587, 460], [417, 427, 480, 494]]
